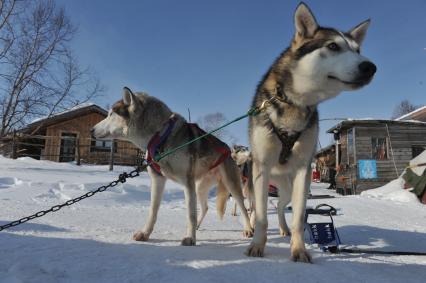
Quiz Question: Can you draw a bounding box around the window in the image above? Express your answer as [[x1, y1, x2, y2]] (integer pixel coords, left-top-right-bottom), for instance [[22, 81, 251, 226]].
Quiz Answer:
[[371, 137, 388, 160], [60, 133, 77, 162], [412, 145, 426, 158], [90, 139, 117, 152]]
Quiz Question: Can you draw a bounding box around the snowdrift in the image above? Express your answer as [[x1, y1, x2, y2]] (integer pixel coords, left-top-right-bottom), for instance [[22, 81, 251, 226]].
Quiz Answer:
[[361, 151, 426, 204]]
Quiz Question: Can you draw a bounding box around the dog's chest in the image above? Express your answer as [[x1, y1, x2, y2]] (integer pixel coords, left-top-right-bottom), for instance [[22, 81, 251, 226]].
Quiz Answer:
[[265, 106, 317, 164]]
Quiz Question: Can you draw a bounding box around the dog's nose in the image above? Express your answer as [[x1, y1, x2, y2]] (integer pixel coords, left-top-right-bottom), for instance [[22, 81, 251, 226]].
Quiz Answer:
[[358, 61, 377, 77]]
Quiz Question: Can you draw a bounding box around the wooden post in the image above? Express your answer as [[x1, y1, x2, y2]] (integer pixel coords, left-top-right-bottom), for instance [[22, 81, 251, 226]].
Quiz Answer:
[[12, 130, 17, 159], [335, 140, 339, 171], [109, 139, 115, 171], [76, 137, 81, 166]]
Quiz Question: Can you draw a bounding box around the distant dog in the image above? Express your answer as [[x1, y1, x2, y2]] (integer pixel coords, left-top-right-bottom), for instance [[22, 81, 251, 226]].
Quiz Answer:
[[230, 145, 253, 217], [247, 2, 376, 262], [92, 88, 253, 246]]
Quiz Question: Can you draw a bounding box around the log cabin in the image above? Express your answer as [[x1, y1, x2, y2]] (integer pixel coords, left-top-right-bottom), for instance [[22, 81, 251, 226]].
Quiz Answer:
[[13, 103, 141, 165], [325, 119, 426, 194]]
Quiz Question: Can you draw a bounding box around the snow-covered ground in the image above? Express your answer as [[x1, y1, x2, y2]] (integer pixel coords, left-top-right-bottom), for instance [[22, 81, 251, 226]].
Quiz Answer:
[[0, 156, 425, 283]]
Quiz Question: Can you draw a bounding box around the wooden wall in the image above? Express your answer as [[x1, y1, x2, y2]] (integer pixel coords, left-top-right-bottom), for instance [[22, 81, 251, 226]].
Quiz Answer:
[[42, 112, 139, 165], [336, 123, 426, 193]]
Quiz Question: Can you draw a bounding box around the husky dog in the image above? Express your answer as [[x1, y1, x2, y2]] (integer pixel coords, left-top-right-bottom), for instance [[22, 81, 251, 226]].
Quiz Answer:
[[246, 2, 376, 262], [92, 88, 253, 246]]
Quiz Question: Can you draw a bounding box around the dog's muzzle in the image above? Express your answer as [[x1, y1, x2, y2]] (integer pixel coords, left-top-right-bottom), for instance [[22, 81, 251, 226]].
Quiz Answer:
[[358, 61, 377, 80]]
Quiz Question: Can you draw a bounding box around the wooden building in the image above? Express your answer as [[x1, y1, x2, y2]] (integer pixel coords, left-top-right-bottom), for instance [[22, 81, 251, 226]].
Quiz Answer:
[[396, 105, 426, 122], [325, 119, 426, 194], [314, 144, 338, 183], [15, 103, 141, 165]]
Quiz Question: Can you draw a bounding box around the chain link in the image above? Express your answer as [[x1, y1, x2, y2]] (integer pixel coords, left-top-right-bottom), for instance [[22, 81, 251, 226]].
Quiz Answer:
[[0, 165, 147, 232]]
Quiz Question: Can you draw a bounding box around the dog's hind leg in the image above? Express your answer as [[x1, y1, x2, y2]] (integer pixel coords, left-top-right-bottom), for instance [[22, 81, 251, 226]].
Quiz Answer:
[[182, 177, 197, 246], [231, 198, 238, 216], [195, 175, 214, 230], [219, 159, 253, 238], [133, 167, 166, 242]]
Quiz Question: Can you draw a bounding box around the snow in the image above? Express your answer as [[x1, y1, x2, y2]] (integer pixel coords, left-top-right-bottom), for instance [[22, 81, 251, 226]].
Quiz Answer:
[[361, 178, 420, 204], [361, 150, 426, 204], [0, 156, 425, 283]]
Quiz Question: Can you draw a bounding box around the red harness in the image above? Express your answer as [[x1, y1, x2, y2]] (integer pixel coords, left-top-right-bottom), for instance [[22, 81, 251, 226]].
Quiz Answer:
[[146, 118, 230, 176]]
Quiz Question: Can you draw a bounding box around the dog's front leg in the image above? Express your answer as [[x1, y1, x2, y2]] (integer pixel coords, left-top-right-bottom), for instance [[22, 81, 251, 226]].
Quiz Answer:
[[182, 178, 197, 246], [246, 161, 270, 257], [133, 168, 166, 242], [275, 175, 292, 237], [290, 166, 312, 263]]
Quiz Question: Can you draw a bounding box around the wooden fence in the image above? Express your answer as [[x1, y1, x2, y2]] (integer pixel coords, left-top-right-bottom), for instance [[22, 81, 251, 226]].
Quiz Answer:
[[0, 132, 145, 171]]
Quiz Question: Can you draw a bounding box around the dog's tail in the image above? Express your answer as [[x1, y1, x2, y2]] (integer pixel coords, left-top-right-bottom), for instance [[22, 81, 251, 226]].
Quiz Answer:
[[216, 179, 228, 219]]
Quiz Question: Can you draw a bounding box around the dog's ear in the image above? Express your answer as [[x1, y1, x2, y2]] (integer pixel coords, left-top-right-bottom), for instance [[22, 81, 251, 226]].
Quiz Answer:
[[122, 87, 137, 106], [294, 2, 318, 38], [348, 19, 370, 46]]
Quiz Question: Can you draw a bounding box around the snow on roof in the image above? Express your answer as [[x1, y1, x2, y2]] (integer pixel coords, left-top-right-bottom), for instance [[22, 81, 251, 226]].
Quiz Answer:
[[30, 102, 98, 124], [327, 118, 426, 133], [395, 105, 426, 121]]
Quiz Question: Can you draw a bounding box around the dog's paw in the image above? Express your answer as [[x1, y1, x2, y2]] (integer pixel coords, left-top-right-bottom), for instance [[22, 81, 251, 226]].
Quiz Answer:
[[280, 228, 291, 237], [181, 237, 196, 246], [133, 231, 150, 242], [231, 211, 238, 216], [291, 248, 312, 263], [245, 243, 265, 257], [243, 228, 254, 238]]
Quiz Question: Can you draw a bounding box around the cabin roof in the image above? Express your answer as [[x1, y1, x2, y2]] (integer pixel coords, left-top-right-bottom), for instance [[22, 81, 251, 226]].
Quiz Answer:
[[315, 144, 335, 156], [20, 103, 107, 133], [327, 119, 426, 133], [395, 105, 426, 121]]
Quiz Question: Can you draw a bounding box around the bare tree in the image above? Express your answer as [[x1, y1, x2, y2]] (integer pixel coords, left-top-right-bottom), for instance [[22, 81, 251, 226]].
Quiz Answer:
[[391, 99, 419, 120], [197, 112, 238, 145], [0, 0, 103, 137]]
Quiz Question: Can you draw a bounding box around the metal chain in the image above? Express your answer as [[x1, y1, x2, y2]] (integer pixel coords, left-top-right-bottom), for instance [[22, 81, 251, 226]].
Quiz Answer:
[[0, 165, 146, 232]]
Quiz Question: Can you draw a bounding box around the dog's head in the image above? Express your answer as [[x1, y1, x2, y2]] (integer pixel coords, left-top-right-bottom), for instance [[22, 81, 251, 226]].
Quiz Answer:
[[281, 2, 376, 105], [231, 145, 251, 166], [91, 87, 173, 146]]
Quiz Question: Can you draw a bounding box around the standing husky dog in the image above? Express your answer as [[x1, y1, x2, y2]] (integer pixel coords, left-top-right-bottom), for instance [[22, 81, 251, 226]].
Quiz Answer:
[[92, 88, 253, 246], [246, 2, 376, 262]]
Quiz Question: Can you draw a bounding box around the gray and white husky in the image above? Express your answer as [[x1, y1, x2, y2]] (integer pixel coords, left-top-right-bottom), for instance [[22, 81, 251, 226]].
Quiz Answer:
[[246, 2, 376, 262], [92, 88, 253, 246]]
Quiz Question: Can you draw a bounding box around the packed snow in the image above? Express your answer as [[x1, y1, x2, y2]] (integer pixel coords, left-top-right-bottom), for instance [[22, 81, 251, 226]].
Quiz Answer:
[[361, 178, 421, 204], [0, 156, 425, 283]]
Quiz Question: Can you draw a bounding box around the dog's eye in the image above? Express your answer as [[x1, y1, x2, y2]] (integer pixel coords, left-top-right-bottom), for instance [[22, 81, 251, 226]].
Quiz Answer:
[[327, 42, 340, 51]]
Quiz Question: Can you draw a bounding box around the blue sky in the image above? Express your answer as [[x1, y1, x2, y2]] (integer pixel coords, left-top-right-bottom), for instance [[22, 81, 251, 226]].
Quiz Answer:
[[56, 0, 426, 148]]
